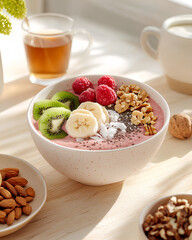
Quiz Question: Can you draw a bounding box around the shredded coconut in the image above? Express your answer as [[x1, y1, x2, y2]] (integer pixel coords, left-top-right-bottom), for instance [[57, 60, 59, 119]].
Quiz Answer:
[[110, 122, 126, 131], [100, 123, 108, 138], [76, 138, 84, 142], [99, 123, 118, 140], [89, 109, 127, 141], [107, 127, 117, 139], [90, 136, 103, 141], [108, 110, 119, 122]]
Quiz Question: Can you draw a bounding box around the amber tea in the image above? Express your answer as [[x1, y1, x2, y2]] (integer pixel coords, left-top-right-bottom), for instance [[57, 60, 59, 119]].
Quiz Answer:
[[22, 13, 92, 84], [24, 29, 72, 79]]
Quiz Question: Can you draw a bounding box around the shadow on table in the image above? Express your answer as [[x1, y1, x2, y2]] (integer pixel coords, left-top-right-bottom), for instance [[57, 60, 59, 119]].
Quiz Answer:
[[44, 176, 123, 240], [0, 76, 44, 112], [156, 161, 192, 192]]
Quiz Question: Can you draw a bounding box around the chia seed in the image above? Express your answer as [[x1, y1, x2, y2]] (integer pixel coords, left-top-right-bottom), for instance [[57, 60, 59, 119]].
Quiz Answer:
[[106, 104, 142, 142]]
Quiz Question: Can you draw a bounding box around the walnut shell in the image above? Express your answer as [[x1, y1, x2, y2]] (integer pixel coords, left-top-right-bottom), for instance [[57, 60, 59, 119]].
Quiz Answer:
[[168, 113, 192, 139]]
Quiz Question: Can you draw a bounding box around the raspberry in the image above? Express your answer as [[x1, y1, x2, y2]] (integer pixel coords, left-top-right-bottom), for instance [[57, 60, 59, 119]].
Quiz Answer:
[[96, 85, 117, 106], [98, 75, 116, 90], [72, 77, 93, 94], [79, 88, 96, 103]]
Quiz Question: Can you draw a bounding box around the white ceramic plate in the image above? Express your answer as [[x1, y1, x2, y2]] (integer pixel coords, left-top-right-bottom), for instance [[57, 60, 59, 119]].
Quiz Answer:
[[0, 154, 47, 237]]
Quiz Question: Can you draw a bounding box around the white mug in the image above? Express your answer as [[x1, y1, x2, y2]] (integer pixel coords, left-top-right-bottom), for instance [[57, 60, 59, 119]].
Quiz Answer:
[[140, 15, 192, 94]]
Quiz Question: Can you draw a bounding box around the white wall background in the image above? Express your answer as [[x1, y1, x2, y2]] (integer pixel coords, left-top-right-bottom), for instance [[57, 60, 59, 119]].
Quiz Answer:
[[25, 0, 45, 15], [44, 0, 192, 37]]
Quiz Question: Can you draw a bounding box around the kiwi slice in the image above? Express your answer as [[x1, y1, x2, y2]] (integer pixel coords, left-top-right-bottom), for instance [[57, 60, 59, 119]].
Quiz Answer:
[[39, 107, 71, 140], [33, 99, 69, 121], [51, 91, 80, 111]]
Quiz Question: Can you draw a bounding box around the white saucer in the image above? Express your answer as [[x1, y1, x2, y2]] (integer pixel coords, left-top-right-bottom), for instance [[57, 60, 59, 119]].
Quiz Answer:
[[0, 154, 47, 237]]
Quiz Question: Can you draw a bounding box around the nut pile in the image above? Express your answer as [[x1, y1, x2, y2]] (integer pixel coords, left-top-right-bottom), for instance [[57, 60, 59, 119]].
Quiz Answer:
[[0, 168, 35, 226], [169, 113, 192, 140], [115, 84, 157, 135], [143, 196, 192, 240]]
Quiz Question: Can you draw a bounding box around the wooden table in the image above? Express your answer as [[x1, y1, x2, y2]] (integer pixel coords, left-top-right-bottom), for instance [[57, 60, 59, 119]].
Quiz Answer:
[[1, 74, 192, 240]]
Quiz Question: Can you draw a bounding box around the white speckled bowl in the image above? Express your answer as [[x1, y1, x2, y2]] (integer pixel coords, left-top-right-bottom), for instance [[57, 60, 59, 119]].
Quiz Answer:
[[0, 154, 47, 237], [27, 75, 170, 186], [139, 194, 192, 240]]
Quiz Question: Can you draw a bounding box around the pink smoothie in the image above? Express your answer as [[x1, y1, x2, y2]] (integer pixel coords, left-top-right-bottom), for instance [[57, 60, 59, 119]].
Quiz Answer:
[[33, 97, 164, 151]]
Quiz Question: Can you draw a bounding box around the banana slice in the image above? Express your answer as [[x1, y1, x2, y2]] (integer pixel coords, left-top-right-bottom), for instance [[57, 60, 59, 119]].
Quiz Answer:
[[78, 102, 106, 125], [101, 106, 109, 123], [71, 109, 94, 116], [66, 113, 98, 138]]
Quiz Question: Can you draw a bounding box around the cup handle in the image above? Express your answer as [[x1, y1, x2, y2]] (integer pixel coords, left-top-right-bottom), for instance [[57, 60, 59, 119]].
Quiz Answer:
[[140, 26, 161, 60], [0, 52, 4, 95], [72, 29, 92, 57]]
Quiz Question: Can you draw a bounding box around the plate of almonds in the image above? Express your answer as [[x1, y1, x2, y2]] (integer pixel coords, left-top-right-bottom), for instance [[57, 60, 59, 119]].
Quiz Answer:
[[0, 154, 47, 237]]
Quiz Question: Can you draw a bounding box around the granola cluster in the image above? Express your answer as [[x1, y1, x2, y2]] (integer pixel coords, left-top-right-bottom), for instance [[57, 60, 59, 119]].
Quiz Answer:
[[115, 84, 157, 135], [143, 196, 192, 240]]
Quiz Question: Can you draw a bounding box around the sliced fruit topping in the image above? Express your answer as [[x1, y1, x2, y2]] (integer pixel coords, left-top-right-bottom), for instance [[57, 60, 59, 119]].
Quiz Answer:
[[66, 112, 98, 138], [33, 99, 69, 121], [79, 88, 96, 103], [98, 75, 116, 90], [51, 91, 80, 111], [72, 77, 93, 94], [96, 85, 117, 106], [71, 109, 94, 116], [78, 102, 106, 125], [39, 107, 71, 140]]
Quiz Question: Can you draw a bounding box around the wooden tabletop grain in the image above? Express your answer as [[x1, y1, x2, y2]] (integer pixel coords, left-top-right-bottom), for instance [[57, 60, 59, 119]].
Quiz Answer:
[[1, 75, 192, 240]]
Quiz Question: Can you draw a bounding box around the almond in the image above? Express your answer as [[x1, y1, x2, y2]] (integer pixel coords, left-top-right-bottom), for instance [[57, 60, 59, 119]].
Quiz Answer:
[[0, 199, 16, 208], [6, 210, 15, 225], [1, 181, 5, 188], [0, 217, 6, 224], [0, 172, 5, 181], [0, 187, 12, 199], [4, 181, 18, 197], [0, 168, 36, 226], [0, 210, 6, 218], [15, 203, 21, 207], [15, 185, 27, 197], [22, 204, 32, 215], [0, 173, 2, 186], [24, 196, 33, 203], [0, 168, 19, 179], [26, 187, 35, 197], [15, 196, 27, 206], [3, 208, 13, 214], [15, 207, 22, 220], [7, 177, 28, 187]]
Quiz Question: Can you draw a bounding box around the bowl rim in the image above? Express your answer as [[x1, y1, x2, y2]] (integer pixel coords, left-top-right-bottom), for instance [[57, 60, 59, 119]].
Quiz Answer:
[[139, 193, 192, 239], [0, 153, 47, 234], [27, 74, 170, 152]]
